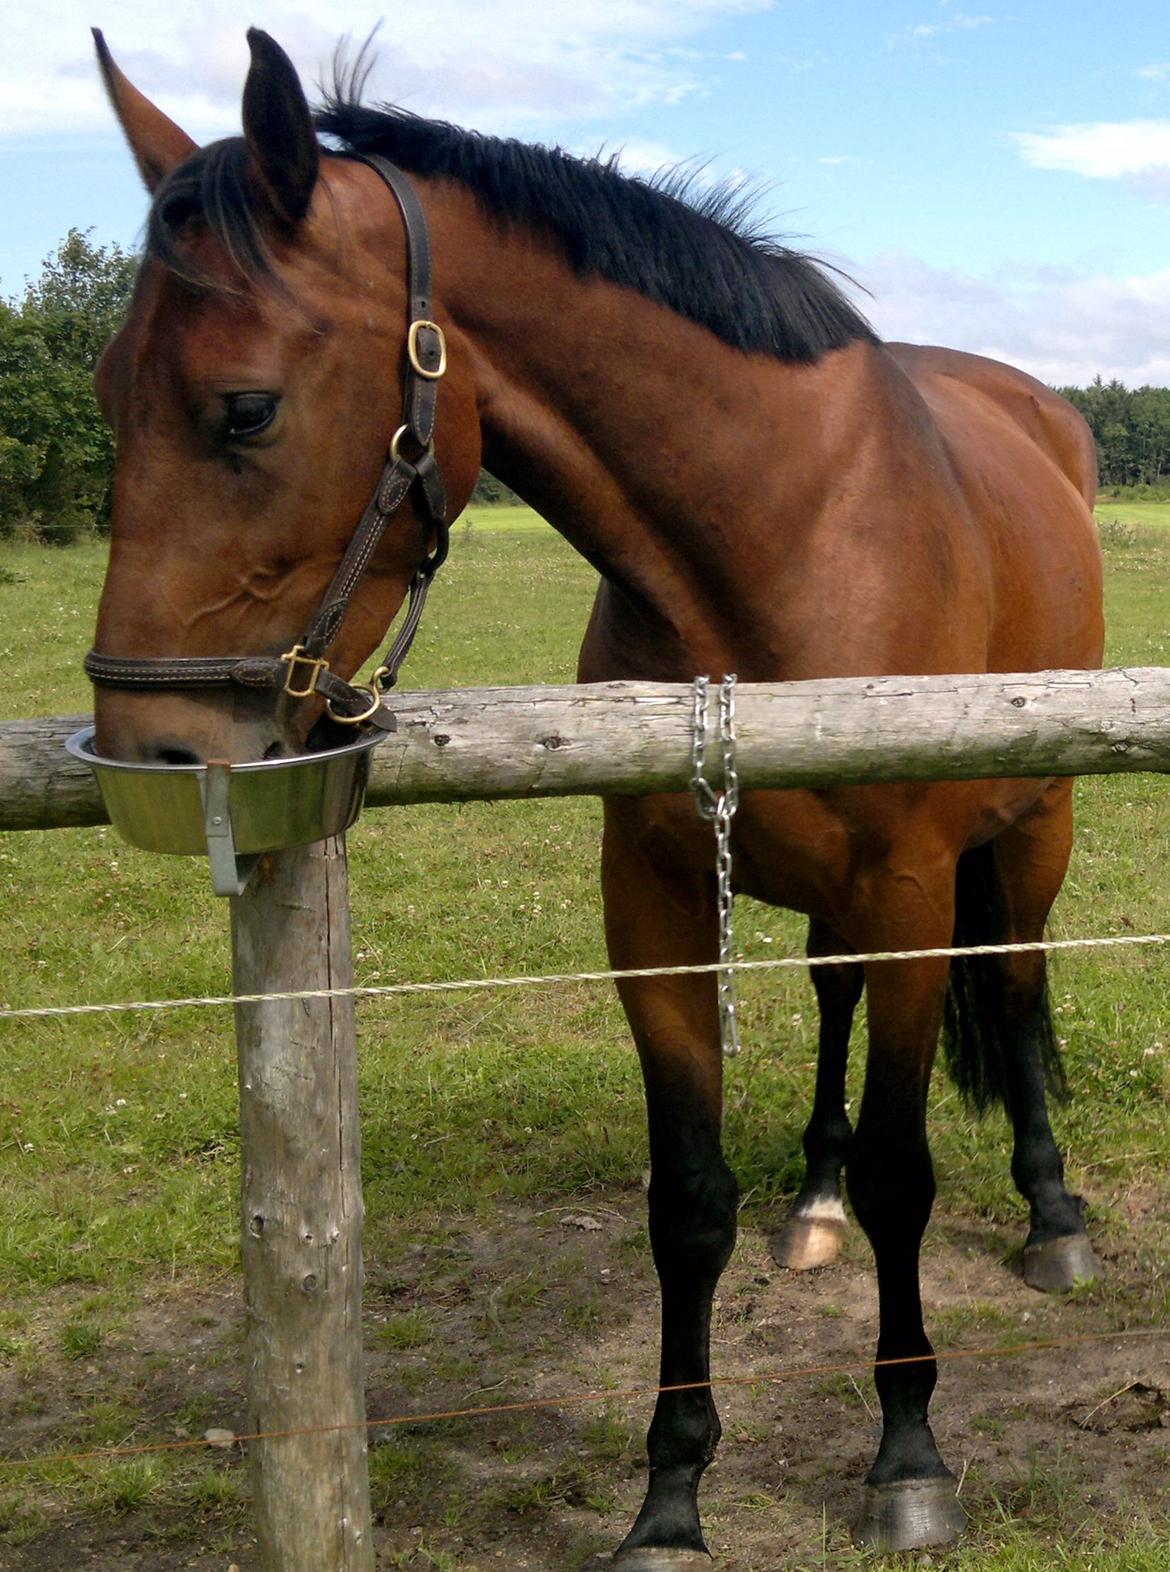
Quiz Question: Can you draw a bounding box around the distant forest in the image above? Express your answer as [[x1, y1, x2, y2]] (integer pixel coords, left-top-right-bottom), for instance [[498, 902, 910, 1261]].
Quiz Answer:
[[1, 230, 1167, 541], [1056, 380, 1170, 492]]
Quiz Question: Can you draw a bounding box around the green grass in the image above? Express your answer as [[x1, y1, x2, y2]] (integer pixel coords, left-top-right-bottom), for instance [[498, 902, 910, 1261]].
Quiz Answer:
[[3, 506, 1170, 1566], [1093, 496, 1170, 529], [452, 502, 557, 534], [2, 515, 1170, 1277]]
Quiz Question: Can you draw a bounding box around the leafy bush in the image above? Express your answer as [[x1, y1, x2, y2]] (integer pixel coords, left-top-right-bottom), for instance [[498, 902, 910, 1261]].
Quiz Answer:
[[0, 229, 137, 543]]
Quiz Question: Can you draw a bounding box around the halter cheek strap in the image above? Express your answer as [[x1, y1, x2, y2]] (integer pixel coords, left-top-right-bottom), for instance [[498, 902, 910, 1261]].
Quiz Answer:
[[84, 154, 450, 732]]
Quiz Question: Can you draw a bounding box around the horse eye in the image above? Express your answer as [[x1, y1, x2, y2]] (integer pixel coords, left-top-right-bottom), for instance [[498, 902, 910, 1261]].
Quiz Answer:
[[223, 393, 279, 440]]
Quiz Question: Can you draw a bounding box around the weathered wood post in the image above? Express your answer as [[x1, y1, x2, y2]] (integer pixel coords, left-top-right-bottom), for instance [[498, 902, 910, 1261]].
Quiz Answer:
[[230, 834, 374, 1572]]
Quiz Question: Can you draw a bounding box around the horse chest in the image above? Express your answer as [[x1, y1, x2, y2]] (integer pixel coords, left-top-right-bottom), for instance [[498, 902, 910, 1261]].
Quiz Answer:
[[619, 789, 857, 923]]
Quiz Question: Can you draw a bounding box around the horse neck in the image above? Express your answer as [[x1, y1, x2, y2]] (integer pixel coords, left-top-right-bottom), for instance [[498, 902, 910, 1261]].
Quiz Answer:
[[426, 184, 878, 676]]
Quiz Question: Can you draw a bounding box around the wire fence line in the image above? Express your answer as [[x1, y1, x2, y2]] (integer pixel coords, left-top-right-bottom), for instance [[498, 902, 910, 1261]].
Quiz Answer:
[[3, 1325, 1166, 1472], [3, 928, 1170, 1023]]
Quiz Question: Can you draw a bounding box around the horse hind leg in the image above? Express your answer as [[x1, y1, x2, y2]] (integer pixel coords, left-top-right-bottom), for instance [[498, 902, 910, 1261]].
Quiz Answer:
[[946, 789, 1100, 1292], [949, 789, 1100, 1292], [601, 802, 738, 1569], [772, 920, 862, 1272]]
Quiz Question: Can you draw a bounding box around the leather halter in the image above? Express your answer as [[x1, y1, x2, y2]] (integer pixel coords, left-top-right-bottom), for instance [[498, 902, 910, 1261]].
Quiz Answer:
[[84, 155, 450, 734]]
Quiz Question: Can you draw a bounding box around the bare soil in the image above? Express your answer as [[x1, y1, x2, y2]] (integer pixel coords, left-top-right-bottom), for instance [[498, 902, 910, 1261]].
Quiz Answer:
[[2, 1186, 1169, 1571]]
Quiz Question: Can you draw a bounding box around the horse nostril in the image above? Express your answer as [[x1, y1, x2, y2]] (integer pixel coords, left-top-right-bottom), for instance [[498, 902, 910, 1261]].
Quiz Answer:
[[152, 744, 202, 766]]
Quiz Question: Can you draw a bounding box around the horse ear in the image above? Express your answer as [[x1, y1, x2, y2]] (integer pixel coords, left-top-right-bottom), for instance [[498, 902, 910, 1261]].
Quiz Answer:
[[241, 29, 320, 228], [93, 29, 196, 192]]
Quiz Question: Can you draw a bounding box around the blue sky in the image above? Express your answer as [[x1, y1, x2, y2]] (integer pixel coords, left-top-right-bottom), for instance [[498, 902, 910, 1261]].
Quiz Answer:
[[3, 1, 1169, 383]]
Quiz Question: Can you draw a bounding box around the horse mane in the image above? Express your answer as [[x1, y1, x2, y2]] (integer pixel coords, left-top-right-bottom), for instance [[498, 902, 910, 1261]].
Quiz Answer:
[[315, 95, 874, 365], [147, 89, 875, 365]]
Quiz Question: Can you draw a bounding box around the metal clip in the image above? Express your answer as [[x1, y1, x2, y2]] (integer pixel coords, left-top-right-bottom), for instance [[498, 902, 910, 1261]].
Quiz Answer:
[[407, 319, 447, 380], [202, 761, 259, 897], [280, 644, 330, 699]]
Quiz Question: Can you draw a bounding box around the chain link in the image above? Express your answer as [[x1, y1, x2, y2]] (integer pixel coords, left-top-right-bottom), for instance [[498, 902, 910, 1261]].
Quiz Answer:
[[691, 675, 741, 1056]]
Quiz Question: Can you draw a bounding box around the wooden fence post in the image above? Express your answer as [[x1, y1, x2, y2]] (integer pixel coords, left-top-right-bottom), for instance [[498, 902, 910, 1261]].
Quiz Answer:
[[230, 834, 374, 1572]]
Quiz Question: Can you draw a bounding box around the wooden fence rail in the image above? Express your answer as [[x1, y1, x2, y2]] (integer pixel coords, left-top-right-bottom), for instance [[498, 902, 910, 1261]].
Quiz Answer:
[[3, 666, 1170, 833]]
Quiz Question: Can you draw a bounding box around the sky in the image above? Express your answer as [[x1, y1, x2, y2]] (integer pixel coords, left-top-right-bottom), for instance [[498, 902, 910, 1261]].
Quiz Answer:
[[3, 1, 1169, 386]]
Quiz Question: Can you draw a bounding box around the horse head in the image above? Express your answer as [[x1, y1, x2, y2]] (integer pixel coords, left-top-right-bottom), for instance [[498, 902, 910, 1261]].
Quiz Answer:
[[90, 29, 480, 763]]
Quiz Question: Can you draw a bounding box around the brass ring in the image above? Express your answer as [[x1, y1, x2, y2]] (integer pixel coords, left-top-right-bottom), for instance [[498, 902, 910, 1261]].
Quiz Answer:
[[389, 425, 436, 465], [326, 683, 384, 726]]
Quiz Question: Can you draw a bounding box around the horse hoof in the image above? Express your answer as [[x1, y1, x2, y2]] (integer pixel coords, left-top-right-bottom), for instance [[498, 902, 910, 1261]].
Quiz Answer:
[[609, 1549, 712, 1569], [1023, 1233, 1102, 1293], [771, 1208, 847, 1271], [853, 1476, 966, 1552]]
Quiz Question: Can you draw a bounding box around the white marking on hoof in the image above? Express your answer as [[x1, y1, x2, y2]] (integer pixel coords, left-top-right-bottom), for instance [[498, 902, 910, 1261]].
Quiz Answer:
[[794, 1195, 847, 1224]]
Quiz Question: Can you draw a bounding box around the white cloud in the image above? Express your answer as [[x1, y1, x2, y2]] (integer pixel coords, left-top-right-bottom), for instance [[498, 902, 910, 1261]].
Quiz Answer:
[[1, 0, 770, 141], [1137, 62, 1170, 83], [902, 10, 999, 45], [857, 251, 1170, 386], [1011, 120, 1170, 181]]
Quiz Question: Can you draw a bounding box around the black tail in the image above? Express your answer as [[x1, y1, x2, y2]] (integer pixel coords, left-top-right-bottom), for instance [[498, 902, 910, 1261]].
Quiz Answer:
[[942, 841, 1068, 1114]]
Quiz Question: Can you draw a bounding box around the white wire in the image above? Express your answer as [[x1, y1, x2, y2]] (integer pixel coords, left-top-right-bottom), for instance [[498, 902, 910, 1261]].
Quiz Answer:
[[2, 930, 1170, 1022]]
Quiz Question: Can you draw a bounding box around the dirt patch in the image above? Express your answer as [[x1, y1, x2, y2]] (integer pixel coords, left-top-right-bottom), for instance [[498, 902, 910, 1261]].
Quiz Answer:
[[2, 1189, 1169, 1570]]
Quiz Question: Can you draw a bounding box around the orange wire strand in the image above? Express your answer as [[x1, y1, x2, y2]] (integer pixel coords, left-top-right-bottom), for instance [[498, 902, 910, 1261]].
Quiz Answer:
[[4, 1324, 1164, 1472]]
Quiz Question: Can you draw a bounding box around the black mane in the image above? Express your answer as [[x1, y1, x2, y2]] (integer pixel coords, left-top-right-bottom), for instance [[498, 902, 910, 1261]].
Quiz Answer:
[[148, 96, 874, 364], [316, 98, 873, 364]]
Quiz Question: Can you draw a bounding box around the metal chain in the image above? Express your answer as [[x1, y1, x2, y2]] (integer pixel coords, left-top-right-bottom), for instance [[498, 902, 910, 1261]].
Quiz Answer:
[[691, 675, 741, 1056]]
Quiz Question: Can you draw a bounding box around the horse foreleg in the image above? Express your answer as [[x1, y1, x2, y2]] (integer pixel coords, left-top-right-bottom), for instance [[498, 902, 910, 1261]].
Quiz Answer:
[[846, 869, 966, 1552], [602, 803, 738, 1570], [773, 919, 861, 1271]]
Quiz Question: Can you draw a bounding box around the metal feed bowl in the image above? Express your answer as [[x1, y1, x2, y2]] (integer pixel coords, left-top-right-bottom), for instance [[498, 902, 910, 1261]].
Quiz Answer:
[[65, 726, 385, 895]]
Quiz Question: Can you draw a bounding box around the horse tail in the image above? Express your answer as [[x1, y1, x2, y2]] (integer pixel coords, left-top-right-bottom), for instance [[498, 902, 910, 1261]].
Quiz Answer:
[[941, 840, 1068, 1114]]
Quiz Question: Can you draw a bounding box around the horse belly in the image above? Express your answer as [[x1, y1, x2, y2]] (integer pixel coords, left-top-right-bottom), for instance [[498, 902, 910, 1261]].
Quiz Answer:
[[619, 772, 1055, 936]]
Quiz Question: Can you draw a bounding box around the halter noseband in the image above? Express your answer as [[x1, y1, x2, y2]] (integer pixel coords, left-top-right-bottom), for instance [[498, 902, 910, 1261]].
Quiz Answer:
[[84, 155, 450, 734]]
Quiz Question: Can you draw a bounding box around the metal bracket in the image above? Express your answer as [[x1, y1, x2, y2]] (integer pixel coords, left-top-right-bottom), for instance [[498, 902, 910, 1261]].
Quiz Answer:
[[202, 761, 260, 897]]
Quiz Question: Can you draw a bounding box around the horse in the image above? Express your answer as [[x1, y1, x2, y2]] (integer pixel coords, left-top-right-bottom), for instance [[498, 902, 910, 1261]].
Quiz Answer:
[[87, 29, 1105, 1562]]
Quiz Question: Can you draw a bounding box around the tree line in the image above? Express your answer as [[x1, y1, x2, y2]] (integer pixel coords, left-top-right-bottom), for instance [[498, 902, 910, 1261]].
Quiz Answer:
[[0, 229, 1165, 542], [1056, 380, 1170, 494]]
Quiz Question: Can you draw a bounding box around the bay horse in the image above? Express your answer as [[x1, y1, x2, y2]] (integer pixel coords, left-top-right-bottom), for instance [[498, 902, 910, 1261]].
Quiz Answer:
[[88, 29, 1104, 1561]]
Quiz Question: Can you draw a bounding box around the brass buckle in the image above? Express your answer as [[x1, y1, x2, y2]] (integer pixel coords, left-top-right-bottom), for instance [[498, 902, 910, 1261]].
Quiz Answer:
[[281, 644, 330, 699], [407, 319, 447, 380], [326, 667, 389, 726]]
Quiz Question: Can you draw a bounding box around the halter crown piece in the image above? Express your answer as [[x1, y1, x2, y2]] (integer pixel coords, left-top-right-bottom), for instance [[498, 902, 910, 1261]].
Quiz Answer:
[[84, 156, 451, 733]]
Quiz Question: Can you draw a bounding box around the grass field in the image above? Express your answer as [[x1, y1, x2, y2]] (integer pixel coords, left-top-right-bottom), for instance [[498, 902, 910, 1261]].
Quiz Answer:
[[1094, 498, 1170, 529], [1, 508, 1170, 1568]]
